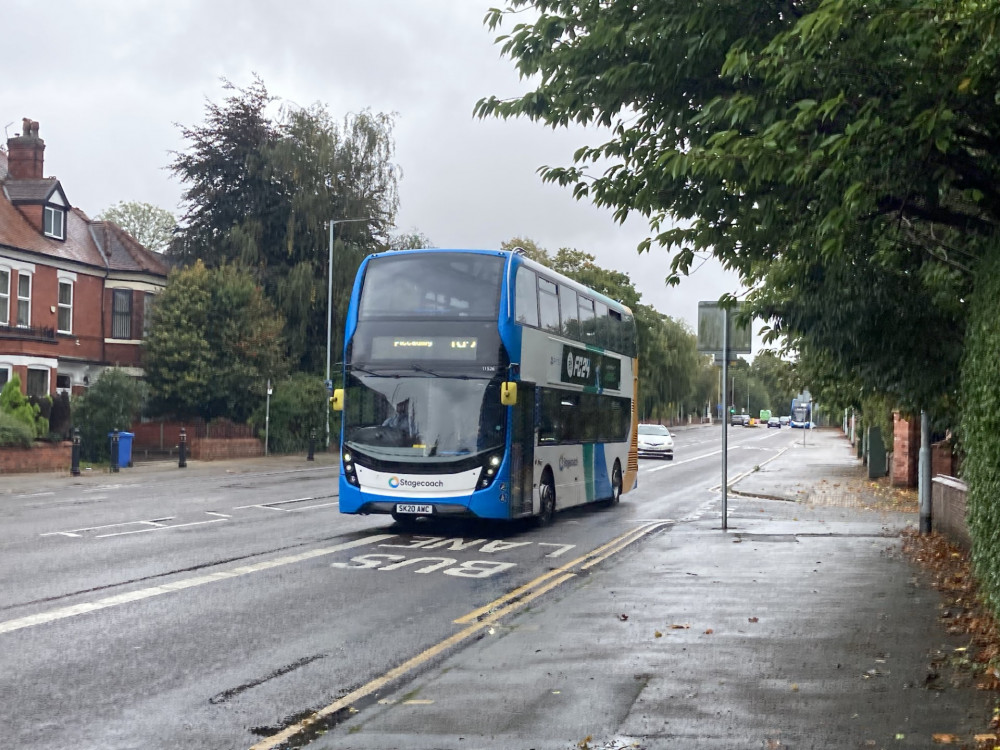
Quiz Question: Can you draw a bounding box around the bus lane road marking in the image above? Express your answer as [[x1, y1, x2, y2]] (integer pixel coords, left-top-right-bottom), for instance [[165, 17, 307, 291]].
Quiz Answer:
[[328, 538, 577, 581], [253, 521, 667, 750], [0, 534, 397, 636]]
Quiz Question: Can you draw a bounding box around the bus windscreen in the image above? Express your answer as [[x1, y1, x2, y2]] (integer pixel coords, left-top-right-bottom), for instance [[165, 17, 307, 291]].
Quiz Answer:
[[359, 253, 504, 319]]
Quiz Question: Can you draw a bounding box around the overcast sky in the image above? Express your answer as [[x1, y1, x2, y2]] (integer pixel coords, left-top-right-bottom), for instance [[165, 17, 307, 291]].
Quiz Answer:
[[4, 0, 746, 333]]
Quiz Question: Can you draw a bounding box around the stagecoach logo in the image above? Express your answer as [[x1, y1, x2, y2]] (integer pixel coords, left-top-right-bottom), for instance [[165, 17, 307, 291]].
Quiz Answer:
[[559, 456, 579, 471], [387, 476, 445, 489]]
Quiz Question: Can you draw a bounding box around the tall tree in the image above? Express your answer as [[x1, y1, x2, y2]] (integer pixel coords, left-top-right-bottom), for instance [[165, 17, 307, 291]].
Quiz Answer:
[[168, 77, 401, 372], [476, 0, 997, 413], [388, 229, 434, 251], [97, 201, 177, 253], [143, 261, 288, 421]]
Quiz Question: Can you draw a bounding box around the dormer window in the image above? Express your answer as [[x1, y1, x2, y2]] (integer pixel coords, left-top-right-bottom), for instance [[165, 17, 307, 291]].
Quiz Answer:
[[44, 206, 65, 240]]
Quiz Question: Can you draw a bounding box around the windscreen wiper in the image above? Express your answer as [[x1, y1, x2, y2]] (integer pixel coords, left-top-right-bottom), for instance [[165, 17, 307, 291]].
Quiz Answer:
[[347, 364, 397, 377]]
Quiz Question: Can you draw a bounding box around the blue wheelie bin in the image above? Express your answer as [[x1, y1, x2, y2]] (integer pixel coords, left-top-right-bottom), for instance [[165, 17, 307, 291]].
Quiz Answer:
[[109, 431, 135, 468]]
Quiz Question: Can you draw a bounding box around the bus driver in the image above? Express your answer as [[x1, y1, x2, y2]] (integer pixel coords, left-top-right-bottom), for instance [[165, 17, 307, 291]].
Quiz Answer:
[[382, 399, 412, 433]]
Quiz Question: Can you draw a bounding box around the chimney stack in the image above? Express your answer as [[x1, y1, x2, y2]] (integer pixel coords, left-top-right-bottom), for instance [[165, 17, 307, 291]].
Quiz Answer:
[[7, 118, 45, 179]]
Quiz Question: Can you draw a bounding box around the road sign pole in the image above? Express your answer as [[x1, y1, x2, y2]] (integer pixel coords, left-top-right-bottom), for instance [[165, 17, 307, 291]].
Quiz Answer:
[[721, 308, 729, 532]]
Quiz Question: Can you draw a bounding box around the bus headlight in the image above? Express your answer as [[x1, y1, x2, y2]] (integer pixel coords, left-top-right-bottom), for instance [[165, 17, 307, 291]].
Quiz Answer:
[[477, 453, 503, 490], [343, 452, 359, 487]]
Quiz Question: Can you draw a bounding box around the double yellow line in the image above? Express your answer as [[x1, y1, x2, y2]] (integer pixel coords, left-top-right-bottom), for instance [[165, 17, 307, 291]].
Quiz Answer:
[[250, 521, 667, 750]]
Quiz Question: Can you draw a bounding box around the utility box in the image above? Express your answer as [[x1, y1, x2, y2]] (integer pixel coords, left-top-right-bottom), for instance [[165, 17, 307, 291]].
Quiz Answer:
[[868, 426, 886, 478]]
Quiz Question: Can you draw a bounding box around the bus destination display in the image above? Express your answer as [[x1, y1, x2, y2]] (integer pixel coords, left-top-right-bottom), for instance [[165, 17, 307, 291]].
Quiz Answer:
[[371, 336, 479, 361]]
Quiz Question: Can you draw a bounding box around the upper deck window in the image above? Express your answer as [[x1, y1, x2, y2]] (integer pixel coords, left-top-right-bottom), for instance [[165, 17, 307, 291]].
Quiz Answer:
[[359, 253, 504, 320]]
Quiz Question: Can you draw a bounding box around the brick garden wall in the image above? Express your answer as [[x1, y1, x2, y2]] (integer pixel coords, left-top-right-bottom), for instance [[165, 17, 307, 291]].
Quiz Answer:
[[932, 475, 970, 550], [190, 438, 263, 461], [0, 442, 71, 474]]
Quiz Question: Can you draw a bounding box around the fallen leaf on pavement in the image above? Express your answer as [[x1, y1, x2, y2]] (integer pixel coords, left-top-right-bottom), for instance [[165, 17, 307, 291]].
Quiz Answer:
[[749, 617, 759, 623], [618, 614, 628, 621], [654, 631, 662, 638], [704, 628, 714, 634], [932, 734, 958, 744], [670, 624, 690, 629], [974, 733, 997, 743]]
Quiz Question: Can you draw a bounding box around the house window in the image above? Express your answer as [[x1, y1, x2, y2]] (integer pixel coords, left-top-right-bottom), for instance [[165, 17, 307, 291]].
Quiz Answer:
[[43, 206, 65, 240], [56, 374, 71, 393], [0, 270, 8, 326], [58, 280, 73, 334], [26, 368, 48, 398], [0, 367, 9, 387], [143, 292, 155, 337], [112, 289, 132, 339], [17, 273, 31, 327]]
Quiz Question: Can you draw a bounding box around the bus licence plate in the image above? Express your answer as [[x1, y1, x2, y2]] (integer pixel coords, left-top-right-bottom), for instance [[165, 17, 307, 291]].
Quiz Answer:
[[395, 504, 432, 514]]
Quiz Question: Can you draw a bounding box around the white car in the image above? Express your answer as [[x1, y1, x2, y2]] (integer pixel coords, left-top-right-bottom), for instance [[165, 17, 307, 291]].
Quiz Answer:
[[638, 423, 674, 460]]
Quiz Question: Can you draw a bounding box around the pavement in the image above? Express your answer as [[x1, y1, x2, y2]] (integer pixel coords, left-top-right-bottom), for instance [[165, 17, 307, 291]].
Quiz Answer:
[[306, 427, 997, 749], [4, 429, 995, 748]]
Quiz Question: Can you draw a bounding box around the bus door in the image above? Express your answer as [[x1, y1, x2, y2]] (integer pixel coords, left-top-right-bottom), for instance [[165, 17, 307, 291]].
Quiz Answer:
[[508, 382, 535, 517]]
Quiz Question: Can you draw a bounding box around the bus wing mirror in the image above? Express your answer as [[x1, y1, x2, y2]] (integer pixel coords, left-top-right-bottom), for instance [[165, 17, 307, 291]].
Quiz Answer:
[[501, 382, 517, 406], [331, 388, 344, 412]]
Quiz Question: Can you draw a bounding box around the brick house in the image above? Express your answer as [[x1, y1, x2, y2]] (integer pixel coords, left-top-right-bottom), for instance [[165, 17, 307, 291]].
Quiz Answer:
[[0, 118, 169, 398]]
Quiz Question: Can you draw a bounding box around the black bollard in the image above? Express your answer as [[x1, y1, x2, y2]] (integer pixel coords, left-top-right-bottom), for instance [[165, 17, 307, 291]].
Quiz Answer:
[[71, 427, 81, 477], [307, 429, 315, 461], [178, 426, 187, 468], [110, 429, 120, 473]]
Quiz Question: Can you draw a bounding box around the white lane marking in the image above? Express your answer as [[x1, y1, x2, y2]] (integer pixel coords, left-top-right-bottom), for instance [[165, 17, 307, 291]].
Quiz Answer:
[[708, 446, 791, 492], [232, 496, 327, 511], [0, 534, 396, 636], [40, 518, 176, 537], [646, 449, 722, 472], [95, 518, 229, 538], [204, 512, 231, 518], [285, 502, 339, 512], [538, 543, 575, 558]]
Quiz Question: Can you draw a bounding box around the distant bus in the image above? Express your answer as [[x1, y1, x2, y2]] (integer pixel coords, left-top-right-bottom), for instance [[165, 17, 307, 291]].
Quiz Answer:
[[332, 248, 639, 524], [790, 397, 812, 428]]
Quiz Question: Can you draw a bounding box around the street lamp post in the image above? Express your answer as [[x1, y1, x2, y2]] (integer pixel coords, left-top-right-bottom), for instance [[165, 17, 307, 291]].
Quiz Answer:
[[326, 218, 368, 449]]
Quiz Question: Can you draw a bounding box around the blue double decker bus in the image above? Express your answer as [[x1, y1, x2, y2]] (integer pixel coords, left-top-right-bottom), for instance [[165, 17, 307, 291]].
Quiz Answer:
[[331, 248, 638, 524]]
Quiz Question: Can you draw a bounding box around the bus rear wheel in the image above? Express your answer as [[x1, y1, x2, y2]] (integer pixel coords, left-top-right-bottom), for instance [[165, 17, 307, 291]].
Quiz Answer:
[[601, 462, 623, 508], [537, 473, 556, 526]]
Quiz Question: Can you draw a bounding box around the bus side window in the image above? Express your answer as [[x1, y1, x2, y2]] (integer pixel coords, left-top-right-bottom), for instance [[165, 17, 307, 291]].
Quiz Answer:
[[538, 388, 560, 443], [538, 277, 560, 332], [578, 296, 596, 342], [559, 286, 578, 339], [580, 393, 600, 442], [514, 266, 539, 327], [621, 313, 637, 357], [606, 309, 622, 353], [594, 301, 609, 349]]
